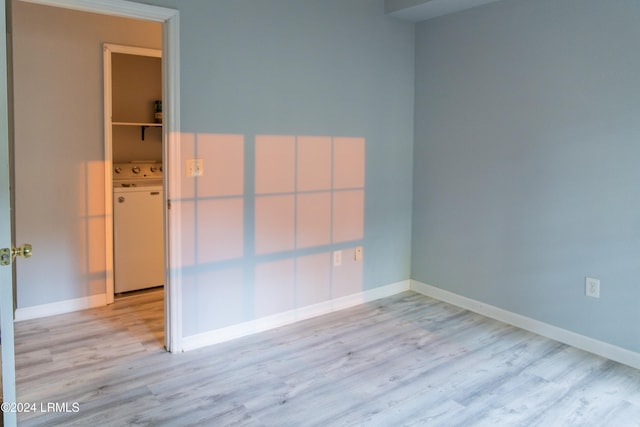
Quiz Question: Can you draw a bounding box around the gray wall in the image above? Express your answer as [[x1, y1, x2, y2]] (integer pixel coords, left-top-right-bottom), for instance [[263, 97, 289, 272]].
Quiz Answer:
[[146, 0, 415, 335], [412, 0, 640, 352]]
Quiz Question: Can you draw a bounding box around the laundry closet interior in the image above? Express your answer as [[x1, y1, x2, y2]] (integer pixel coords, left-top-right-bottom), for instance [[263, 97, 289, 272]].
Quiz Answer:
[[106, 45, 165, 299]]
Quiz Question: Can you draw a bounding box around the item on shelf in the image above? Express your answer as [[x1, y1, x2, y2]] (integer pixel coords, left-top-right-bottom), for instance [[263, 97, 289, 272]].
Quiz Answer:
[[154, 100, 162, 123]]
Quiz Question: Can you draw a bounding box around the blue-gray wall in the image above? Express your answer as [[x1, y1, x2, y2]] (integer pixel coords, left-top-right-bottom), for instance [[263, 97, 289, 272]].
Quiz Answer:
[[146, 0, 415, 336], [412, 0, 640, 352]]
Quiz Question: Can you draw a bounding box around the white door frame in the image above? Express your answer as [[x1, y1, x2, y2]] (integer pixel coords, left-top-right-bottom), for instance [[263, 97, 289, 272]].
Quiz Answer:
[[16, 0, 182, 353]]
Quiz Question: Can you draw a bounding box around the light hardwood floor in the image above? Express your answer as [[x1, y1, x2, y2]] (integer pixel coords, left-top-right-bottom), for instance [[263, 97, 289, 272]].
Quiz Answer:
[[12, 290, 640, 426]]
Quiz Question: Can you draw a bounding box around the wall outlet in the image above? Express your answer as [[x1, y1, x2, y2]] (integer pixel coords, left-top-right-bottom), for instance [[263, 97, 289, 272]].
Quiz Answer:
[[354, 246, 363, 261], [187, 158, 204, 177], [333, 250, 342, 267], [585, 277, 600, 298]]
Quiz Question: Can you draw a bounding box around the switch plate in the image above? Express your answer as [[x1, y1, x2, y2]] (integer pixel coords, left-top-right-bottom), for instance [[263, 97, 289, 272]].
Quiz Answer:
[[585, 277, 600, 298], [187, 158, 204, 177], [333, 250, 342, 267], [354, 246, 363, 261]]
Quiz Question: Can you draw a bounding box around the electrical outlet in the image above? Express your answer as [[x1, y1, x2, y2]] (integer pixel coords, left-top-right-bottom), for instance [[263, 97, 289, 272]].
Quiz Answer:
[[333, 250, 342, 267], [585, 277, 600, 298]]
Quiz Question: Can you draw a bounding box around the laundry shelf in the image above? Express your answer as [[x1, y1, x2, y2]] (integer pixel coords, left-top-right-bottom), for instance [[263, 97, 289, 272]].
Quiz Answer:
[[112, 122, 162, 141]]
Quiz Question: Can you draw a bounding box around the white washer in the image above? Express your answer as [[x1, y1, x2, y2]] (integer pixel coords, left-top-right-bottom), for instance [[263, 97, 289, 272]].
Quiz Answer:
[[113, 162, 164, 293]]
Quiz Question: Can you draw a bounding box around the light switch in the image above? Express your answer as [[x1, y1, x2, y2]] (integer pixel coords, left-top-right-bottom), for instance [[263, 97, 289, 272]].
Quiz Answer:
[[187, 158, 204, 177], [333, 250, 342, 267]]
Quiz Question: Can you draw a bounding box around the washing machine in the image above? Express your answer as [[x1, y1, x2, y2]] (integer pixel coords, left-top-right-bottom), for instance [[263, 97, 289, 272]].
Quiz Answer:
[[113, 162, 164, 293]]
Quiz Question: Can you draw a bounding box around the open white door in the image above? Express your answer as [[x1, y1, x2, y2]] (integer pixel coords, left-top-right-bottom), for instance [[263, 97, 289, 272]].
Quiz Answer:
[[0, 1, 18, 426]]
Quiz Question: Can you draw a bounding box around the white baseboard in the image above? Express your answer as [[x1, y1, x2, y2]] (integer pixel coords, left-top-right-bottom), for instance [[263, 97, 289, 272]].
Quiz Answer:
[[410, 280, 640, 370], [17, 279, 637, 371], [181, 280, 410, 352], [14, 293, 107, 322]]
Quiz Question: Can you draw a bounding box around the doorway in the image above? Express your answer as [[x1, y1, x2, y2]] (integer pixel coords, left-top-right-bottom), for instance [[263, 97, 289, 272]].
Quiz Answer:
[[10, 0, 181, 352], [104, 45, 164, 302]]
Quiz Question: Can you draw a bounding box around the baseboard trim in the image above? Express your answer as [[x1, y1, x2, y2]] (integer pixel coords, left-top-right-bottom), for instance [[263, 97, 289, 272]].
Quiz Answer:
[[181, 280, 411, 352], [15, 293, 107, 322], [410, 280, 640, 370]]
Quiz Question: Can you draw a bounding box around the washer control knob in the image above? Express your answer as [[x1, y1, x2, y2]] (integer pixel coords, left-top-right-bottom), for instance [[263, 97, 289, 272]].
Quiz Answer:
[[150, 166, 158, 173], [114, 167, 122, 174], [132, 166, 141, 174]]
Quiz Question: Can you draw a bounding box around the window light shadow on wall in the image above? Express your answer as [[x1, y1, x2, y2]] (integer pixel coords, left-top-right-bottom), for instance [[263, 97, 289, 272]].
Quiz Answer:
[[80, 161, 107, 296], [174, 133, 365, 334], [17, 161, 108, 309], [174, 133, 248, 332], [254, 135, 365, 318], [177, 133, 245, 265]]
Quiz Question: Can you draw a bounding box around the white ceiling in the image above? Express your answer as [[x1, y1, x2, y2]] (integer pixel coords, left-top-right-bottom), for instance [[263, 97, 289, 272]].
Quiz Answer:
[[385, 0, 504, 22]]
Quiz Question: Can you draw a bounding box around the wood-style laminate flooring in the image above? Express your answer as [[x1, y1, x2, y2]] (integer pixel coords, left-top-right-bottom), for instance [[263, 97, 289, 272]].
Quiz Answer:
[[12, 290, 640, 426]]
